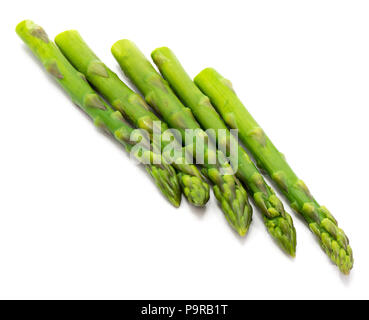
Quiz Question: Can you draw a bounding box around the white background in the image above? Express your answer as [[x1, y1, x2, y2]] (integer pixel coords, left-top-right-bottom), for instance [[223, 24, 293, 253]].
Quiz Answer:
[[1, 0, 368, 299]]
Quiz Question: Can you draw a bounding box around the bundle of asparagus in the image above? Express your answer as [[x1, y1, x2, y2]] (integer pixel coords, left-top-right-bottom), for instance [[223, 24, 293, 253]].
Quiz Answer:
[[16, 19, 353, 274]]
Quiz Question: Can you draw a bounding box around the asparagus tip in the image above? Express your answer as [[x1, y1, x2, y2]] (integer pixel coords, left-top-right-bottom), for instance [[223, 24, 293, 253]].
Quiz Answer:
[[171, 199, 181, 208], [237, 226, 249, 237]]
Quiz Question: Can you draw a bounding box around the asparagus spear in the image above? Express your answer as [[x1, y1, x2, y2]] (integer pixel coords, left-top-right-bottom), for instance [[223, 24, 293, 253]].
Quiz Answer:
[[16, 20, 181, 207], [54, 31, 209, 207], [152, 47, 297, 256], [195, 68, 353, 274], [112, 40, 252, 236]]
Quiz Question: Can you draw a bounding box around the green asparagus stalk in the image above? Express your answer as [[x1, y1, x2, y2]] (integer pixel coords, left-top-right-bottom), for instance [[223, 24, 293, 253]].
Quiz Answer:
[[16, 20, 181, 207], [112, 40, 252, 236], [195, 68, 353, 274], [152, 47, 297, 256], [54, 31, 209, 207]]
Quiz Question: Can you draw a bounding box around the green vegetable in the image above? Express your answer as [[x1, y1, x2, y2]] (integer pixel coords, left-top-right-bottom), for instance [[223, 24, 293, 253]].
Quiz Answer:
[[112, 40, 252, 236], [16, 20, 181, 207], [54, 31, 210, 207], [195, 68, 353, 274], [152, 47, 297, 256]]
